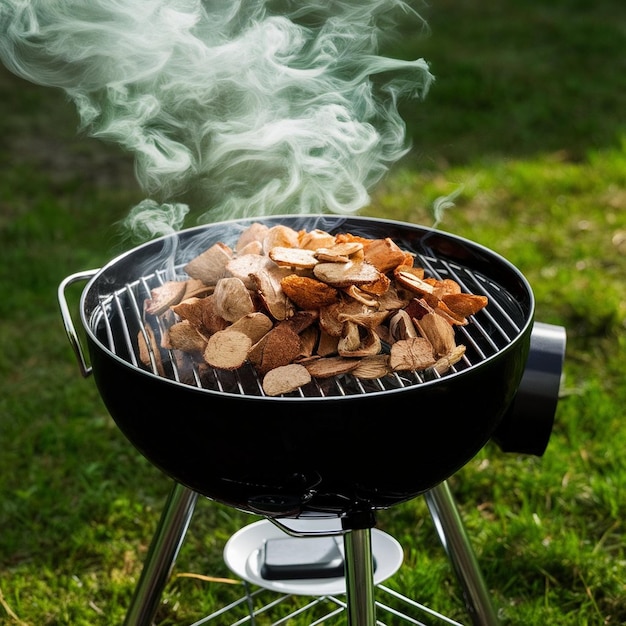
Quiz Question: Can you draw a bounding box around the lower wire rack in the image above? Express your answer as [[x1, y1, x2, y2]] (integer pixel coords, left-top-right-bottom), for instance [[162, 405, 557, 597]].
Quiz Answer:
[[188, 583, 466, 626]]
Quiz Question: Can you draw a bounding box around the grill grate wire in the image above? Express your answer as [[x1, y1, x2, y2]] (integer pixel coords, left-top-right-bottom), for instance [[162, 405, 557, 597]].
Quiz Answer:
[[90, 250, 525, 399]]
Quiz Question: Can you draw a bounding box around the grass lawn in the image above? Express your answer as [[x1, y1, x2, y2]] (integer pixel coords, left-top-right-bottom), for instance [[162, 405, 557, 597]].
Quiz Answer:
[[1, 1, 625, 625]]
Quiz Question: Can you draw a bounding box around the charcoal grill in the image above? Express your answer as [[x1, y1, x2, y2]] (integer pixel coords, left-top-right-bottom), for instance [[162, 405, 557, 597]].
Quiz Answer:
[[58, 215, 566, 625]]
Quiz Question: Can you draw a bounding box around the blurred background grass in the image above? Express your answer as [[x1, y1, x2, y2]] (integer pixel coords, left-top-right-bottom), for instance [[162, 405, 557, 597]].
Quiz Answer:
[[1, 1, 625, 624]]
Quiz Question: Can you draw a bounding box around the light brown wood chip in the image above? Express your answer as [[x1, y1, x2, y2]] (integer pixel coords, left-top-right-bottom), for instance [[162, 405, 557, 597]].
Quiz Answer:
[[415, 312, 457, 357], [351, 354, 391, 379], [203, 330, 252, 370], [183, 242, 233, 285], [213, 277, 255, 322], [269, 246, 319, 269], [313, 260, 381, 288], [389, 337, 436, 371], [137, 324, 165, 375], [167, 321, 208, 353], [262, 363, 312, 396], [145, 281, 187, 316], [432, 344, 467, 375], [302, 356, 360, 378], [228, 312, 274, 343]]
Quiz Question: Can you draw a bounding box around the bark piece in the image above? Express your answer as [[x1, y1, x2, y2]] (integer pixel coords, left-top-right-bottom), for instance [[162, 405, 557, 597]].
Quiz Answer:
[[248, 325, 302, 375]]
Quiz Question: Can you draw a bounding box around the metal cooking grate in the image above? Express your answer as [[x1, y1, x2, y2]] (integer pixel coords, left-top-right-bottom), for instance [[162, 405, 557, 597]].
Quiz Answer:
[[88, 249, 526, 399]]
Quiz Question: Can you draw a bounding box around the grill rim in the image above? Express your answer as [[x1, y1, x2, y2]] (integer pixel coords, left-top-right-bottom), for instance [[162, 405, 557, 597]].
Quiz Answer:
[[79, 214, 536, 401]]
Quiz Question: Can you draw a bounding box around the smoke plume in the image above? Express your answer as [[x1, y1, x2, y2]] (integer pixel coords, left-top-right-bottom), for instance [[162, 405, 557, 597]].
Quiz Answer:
[[0, 0, 433, 232]]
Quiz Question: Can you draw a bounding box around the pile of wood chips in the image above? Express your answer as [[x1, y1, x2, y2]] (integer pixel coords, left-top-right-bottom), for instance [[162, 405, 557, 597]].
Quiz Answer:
[[138, 223, 488, 396]]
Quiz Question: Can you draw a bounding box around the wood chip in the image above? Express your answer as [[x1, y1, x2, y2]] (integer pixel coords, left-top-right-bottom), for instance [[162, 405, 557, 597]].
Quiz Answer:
[[313, 260, 381, 288], [303, 356, 360, 378], [167, 321, 207, 353], [394, 268, 435, 295], [415, 312, 457, 357], [389, 337, 436, 371], [183, 242, 233, 284], [298, 229, 337, 250], [226, 253, 274, 289], [432, 344, 467, 375], [280, 275, 339, 309], [140, 225, 489, 383], [351, 354, 391, 379], [144, 281, 187, 316], [338, 324, 381, 357], [213, 277, 255, 322], [262, 363, 311, 396], [203, 330, 251, 370], [249, 266, 295, 321], [228, 312, 274, 343], [442, 293, 489, 318], [137, 324, 165, 375], [262, 224, 300, 253], [248, 325, 302, 375], [362, 237, 408, 273], [313, 241, 363, 263], [269, 246, 319, 269], [389, 309, 418, 341], [235, 222, 269, 252], [183, 278, 214, 300]]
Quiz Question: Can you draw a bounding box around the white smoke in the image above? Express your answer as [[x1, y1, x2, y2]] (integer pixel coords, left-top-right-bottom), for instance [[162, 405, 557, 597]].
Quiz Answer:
[[0, 0, 433, 233]]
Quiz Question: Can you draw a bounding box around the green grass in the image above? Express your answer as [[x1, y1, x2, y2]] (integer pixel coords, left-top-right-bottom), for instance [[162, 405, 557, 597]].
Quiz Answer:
[[1, 1, 626, 624]]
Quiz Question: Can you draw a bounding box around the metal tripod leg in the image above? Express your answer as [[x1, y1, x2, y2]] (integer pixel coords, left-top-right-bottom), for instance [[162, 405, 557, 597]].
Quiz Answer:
[[343, 527, 377, 626], [424, 481, 500, 626], [123, 481, 198, 626]]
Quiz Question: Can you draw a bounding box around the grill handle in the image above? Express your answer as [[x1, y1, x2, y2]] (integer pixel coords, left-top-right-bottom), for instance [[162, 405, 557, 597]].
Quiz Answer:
[[493, 321, 567, 456], [58, 270, 99, 378]]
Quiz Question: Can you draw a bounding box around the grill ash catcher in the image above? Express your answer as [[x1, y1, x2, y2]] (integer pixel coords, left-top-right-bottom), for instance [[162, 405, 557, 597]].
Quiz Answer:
[[58, 215, 566, 625]]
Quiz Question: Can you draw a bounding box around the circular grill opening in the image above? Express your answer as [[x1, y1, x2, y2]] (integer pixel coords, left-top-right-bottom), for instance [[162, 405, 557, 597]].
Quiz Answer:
[[86, 217, 531, 399]]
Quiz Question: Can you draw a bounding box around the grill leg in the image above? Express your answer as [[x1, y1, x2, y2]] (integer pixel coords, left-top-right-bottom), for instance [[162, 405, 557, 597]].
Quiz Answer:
[[342, 514, 377, 626], [424, 480, 500, 626], [123, 481, 198, 626]]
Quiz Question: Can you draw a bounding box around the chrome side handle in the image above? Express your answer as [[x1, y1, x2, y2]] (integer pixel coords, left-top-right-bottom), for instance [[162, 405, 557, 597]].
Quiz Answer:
[[57, 270, 99, 378]]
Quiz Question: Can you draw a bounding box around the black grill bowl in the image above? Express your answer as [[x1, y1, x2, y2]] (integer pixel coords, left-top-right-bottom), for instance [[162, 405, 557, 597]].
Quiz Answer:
[[74, 215, 534, 517]]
